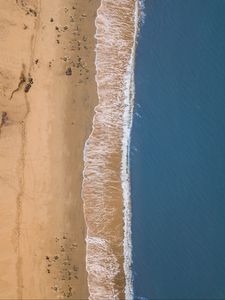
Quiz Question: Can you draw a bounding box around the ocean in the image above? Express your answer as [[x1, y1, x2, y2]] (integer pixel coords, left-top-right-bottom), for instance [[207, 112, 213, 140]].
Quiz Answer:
[[131, 0, 225, 299]]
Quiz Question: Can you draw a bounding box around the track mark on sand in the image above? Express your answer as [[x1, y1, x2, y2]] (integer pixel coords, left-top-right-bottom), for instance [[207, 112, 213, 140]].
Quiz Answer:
[[9, 65, 26, 100]]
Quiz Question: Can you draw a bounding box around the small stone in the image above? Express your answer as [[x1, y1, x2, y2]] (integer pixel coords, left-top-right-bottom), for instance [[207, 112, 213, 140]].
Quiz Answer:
[[24, 83, 32, 93], [65, 67, 72, 76], [29, 8, 37, 16], [50, 18, 54, 22], [28, 77, 33, 84]]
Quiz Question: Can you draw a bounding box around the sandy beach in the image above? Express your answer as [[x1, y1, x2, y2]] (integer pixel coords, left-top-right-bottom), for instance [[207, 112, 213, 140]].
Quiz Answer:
[[0, 0, 99, 298]]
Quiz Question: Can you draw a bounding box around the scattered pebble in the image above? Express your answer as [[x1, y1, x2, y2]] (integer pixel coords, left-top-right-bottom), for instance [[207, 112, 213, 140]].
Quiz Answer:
[[65, 67, 72, 76], [28, 77, 33, 84], [24, 83, 31, 93], [27, 8, 37, 17]]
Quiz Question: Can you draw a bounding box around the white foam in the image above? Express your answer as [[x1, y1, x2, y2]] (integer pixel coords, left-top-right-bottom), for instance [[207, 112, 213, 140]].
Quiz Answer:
[[140, 0, 146, 24], [121, 2, 140, 298]]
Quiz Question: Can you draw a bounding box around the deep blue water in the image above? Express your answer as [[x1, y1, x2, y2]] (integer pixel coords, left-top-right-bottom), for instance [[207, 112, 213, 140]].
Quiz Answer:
[[131, 1, 225, 299]]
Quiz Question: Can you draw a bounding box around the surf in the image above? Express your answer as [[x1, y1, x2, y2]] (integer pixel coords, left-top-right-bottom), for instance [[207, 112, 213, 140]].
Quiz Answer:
[[82, 1, 141, 298]]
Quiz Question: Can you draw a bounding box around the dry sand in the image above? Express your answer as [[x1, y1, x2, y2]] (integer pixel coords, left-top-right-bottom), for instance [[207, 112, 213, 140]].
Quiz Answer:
[[0, 0, 99, 298]]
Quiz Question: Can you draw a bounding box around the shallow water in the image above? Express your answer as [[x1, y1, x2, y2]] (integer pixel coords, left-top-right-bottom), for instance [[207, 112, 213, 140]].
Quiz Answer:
[[131, 0, 225, 299], [82, 0, 139, 298]]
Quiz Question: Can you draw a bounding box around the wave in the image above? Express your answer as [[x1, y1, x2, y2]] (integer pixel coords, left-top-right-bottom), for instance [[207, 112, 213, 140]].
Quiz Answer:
[[82, 0, 141, 299]]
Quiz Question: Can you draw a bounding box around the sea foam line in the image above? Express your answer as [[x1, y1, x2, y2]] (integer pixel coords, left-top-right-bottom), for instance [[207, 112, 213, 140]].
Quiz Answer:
[[121, 1, 140, 298]]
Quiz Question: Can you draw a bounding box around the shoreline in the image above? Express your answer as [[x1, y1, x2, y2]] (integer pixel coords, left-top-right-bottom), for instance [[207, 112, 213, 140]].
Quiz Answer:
[[121, 2, 140, 297], [0, 0, 99, 298], [82, 0, 140, 298]]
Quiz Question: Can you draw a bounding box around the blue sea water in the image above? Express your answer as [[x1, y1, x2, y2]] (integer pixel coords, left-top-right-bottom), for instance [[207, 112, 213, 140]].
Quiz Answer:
[[131, 0, 225, 299]]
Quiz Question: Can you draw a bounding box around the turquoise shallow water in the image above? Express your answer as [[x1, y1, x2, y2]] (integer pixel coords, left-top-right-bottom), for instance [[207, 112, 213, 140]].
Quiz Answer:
[[131, 0, 225, 299]]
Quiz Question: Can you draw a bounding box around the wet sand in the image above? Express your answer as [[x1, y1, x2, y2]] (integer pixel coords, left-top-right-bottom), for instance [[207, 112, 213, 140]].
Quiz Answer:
[[82, 0, 138, 299], [0, 0, 99, 299]]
